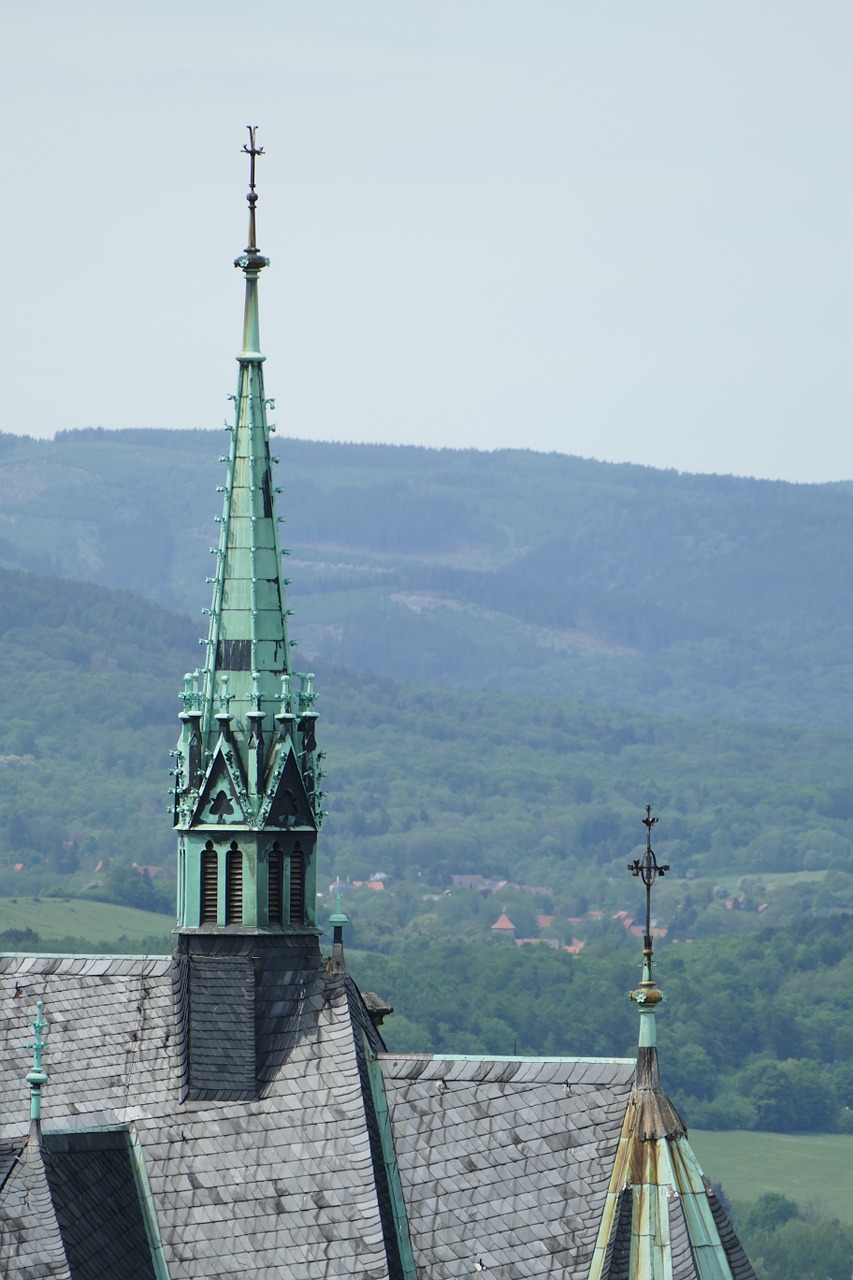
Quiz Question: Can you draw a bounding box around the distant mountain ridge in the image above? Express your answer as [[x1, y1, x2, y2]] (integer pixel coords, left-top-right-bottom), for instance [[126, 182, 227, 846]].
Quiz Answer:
[[1, 428, 852, 726]]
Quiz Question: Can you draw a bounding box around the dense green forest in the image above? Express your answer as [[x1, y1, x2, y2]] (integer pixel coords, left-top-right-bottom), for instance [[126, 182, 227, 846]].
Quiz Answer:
[[353, 915, 853, 1136], [3, 429, 853, 725], [2, 564, 853, 926], [732, 1192, 853, 1280]]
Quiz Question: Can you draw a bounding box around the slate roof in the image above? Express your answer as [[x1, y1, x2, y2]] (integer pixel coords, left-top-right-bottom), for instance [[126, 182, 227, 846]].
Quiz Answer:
[[0, 951, 638, 1279], [0, 951, 752, 1280], [379, 1053, 635, 1278], [0, 951, 391, 1278]]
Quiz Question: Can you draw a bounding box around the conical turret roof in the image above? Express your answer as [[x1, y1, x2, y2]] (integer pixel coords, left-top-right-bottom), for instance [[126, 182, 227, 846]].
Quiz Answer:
[[196, 126, 297, 753]]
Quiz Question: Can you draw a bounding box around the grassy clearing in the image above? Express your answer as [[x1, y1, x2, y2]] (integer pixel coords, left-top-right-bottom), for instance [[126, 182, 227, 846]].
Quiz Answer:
[[691, 1129, 853, 1222], [0, 896, 173, 950], [688, 868, 827, 894]]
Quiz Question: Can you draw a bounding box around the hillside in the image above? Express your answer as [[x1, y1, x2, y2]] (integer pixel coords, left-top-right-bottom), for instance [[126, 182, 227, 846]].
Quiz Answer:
[[2, 566, 853, 932], [2, 430, 853, 725], [2, 566, 853, 1149]]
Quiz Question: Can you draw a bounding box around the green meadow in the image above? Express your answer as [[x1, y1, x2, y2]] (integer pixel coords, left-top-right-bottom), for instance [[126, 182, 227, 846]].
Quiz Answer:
[[691, 1129, 853, 1222], [0, 896, 173, 951]]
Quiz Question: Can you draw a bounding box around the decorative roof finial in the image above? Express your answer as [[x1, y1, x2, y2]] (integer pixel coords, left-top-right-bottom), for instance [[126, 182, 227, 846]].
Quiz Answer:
[[242, 125, 265, 256], [628, 805, 669, 1043], [233, 127, 269, 349], [26, 1000, 49, 1125]]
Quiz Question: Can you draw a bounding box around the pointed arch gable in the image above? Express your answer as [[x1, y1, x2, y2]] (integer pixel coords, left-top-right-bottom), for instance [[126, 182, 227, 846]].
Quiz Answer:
[[258, 742, 316, 831], [190, 738, 253, 827]]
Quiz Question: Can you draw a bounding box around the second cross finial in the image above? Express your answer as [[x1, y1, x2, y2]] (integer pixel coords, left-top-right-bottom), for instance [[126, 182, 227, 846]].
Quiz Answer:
[[628, 805, 670, 1021], [628, 804, 669, 943], [241, 125, 265, 255], [243, 125, 264, 204]]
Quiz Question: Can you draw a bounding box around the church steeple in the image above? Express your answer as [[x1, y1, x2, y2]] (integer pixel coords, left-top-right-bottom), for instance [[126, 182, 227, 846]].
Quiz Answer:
[[173, 128, 324, 936], [588, 809, 757, 1280]]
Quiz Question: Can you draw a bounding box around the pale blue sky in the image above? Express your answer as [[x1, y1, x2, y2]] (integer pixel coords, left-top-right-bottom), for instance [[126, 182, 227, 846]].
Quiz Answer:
[[3, 2, 853, 481]]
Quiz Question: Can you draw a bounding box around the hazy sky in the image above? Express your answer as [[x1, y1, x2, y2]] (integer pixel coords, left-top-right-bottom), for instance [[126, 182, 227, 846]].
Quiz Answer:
[[4, 3, 853, 481]]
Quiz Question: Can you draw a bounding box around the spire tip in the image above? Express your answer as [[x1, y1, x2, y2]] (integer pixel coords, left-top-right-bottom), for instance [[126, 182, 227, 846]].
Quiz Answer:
[[239, 125, 266, 259]]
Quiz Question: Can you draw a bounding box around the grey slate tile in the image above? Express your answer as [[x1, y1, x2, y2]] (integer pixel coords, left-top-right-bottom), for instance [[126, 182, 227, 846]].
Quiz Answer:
[[0, 950, 642, 1280]]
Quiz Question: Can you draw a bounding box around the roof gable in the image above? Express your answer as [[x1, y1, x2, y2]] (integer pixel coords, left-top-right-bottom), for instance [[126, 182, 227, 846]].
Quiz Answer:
[[192, 738, 252, 827], [258, 739, 316, 830]]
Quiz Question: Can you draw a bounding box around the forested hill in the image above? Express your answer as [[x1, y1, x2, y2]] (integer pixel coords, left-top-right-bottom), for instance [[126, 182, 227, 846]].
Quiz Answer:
[[1, 429, 853, 726], [2, 563, 853, 925]]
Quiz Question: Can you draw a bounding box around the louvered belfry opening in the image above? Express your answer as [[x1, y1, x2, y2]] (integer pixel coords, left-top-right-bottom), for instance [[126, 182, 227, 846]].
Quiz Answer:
[[226, 843, 243, 925], [289, 844, 305, 925], [268, 846, 283, 925], [200, 844, 218, 924]]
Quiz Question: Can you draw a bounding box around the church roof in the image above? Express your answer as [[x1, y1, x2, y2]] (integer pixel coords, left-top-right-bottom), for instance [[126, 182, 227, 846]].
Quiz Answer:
[[0, 953, 636, 1278], [381, 1054, 634, 1277]]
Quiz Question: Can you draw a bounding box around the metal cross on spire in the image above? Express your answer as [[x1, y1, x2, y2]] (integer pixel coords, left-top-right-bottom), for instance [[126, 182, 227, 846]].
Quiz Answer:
[[242, 125, 265, 253], [628, 805, 669, 947]]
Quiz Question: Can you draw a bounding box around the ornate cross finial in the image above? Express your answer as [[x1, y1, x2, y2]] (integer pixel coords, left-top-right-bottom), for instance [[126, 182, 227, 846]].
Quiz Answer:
[[628, 804, 669, 943], [243, 125, 264, 196], [242, 125, 264, 253], [628, 805, 670, 1029]]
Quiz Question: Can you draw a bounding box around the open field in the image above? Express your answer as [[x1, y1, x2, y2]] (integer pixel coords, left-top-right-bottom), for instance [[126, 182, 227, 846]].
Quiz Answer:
[[691, 1129, 853, 1222], [688, 868, 827, 894], [0, 896, 173, 950]]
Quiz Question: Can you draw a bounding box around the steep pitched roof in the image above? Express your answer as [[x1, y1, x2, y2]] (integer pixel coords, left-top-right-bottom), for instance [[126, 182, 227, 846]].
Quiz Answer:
[[0, 953, 639, 1279], [0, 953, 395, 1279], [380, 1054, 635, 1278]]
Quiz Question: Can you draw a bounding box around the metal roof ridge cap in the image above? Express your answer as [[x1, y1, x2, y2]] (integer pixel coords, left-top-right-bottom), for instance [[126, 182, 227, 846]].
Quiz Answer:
[[427, 1054, 636, 1064], [0, 952, 172, 962]]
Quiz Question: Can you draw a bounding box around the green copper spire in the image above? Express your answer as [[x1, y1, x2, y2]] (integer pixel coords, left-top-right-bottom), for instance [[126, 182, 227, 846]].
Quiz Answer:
[[26, 1001, 49, 1125], [199, 123, 288, 748], [173, 129, 325, 935]]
